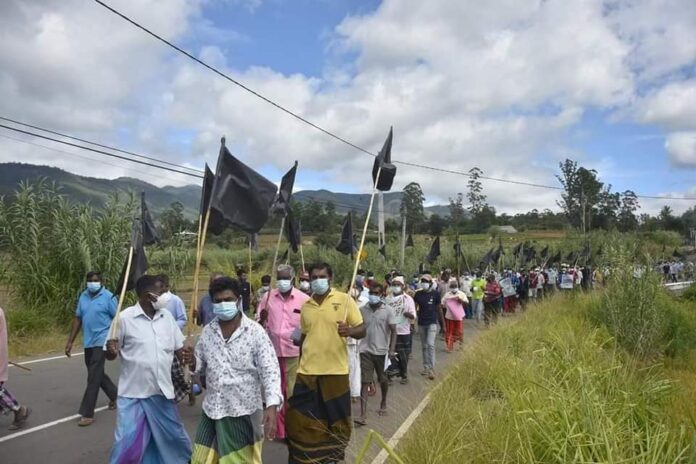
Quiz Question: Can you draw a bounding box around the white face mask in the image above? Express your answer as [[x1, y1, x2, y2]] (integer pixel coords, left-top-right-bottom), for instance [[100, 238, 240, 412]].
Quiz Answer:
[[390, 286, 403, 295], [420, 282, 431, 291], [276, 279, 293, 293], [152, 291, 171, 310], [299, 281, 310, 291]]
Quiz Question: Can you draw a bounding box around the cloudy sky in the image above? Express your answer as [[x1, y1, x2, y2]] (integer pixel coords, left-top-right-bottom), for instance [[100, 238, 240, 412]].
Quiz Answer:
[[1, 0, 695, 214]]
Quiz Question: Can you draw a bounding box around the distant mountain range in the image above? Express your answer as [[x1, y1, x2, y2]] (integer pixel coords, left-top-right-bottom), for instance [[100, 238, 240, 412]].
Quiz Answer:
[[0, 163, 450, 219]]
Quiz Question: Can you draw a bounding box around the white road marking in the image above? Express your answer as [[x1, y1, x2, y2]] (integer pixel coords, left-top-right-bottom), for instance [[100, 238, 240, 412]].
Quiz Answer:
[[370, 390, 433, 464], [10, 353, 84, 366], [0, 406, 109, 443]]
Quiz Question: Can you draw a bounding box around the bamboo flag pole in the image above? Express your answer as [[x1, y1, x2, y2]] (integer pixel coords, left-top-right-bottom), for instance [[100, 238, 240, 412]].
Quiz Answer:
[[270, 216, 286, 283], [344, 166, 381, 321], [187, 208, 212, 338], [299, 241, 306, 273], [109, 244, 134, 340]]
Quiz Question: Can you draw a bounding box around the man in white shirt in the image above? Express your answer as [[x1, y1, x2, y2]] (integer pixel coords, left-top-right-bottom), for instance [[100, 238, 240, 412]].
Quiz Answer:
[[183, 277, 281, 464], [385, 276, 416, 384], [105, 275, 191, 464]]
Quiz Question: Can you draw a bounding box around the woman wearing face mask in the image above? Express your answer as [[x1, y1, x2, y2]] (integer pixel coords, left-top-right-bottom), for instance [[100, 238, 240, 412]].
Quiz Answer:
[[183, 277, 282, 463], [442, 278, 468, 352]]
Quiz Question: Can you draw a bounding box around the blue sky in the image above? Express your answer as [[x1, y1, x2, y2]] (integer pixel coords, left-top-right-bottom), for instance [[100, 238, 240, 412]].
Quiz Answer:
[[1, 0, 695, 213]]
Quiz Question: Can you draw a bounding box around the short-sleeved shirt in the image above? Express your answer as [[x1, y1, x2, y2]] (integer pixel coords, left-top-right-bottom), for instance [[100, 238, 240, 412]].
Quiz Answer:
[[107, 303, 184, 399], [298, 289, 363, 376], [385, 294, 416, 336], [75, 287, 117, 348], [471, 278, 486, 300], [359, 303, 395, 355], [164, 292, 187, 331], [413, 290, 441, 326], [256, 288, 310, 358]]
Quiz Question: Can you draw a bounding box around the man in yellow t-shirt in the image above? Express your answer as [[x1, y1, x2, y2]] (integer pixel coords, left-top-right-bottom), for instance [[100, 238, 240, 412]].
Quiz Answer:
[[286, 262, 366, 464]]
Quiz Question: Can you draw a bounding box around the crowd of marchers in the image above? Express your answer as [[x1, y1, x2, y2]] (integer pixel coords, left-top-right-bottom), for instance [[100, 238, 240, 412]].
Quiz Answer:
[[0, 255, 693, 463]]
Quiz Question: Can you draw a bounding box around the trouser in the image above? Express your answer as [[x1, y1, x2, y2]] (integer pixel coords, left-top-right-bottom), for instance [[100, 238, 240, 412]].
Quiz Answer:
[[0, 382, 20, 414], [471, 299, 484, 321], [445, 319, 463, 351], [79, 347, 117, 418], [464, 302, 473, 319], [419, 323, 438, 371], [484, 301, 499, 326], [395, 334, 410, 379]]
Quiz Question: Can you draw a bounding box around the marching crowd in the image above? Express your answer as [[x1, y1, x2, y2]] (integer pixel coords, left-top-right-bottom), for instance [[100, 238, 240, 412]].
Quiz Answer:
[[0, 255, 692, 463]]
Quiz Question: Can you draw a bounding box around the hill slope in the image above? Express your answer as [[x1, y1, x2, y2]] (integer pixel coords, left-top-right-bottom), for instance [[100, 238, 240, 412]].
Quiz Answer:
[[0, 163, 450, 219]]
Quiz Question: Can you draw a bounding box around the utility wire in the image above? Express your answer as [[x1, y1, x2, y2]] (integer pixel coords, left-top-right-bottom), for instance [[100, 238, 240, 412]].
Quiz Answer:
[[0, 116, 203, 175], [0, 123, 203, 180], [89, 0, 578, 191]]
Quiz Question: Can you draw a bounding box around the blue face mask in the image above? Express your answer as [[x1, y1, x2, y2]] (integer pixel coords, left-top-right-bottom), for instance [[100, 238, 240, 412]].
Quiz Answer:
[[213, 301, 239, 321], [276, 279, 293, 293], [368, 294, 382, 306], [86, 282, 101, 293], [311, 278, 330, 295]]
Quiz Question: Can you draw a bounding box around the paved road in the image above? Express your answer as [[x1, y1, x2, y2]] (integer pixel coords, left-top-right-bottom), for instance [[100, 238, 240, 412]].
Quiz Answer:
[[1, 324, 481, 463]]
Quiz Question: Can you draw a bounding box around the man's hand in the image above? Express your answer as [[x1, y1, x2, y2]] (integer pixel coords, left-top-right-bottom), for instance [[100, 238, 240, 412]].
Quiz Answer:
[[65, 342, 73, 358], [404, 312, 415, 320], [259, 309, 268, 325], [105, 339, 119, 357], [182, 345, 194, 366], [389, 351, 397, 359], [337, 321, 351, 337], [263, 406, 277, 440]]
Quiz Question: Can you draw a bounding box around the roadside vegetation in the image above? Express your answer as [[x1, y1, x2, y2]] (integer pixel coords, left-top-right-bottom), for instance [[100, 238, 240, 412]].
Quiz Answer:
[[397, 247, 696, 463]]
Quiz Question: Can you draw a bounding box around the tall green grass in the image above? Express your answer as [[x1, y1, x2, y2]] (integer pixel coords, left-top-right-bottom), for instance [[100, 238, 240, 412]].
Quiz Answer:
[[397, 294, 696, 463]]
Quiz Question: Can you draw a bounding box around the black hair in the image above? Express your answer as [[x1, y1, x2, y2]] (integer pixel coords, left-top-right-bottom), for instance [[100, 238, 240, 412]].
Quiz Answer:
[[209, 277, 241, 298], [85, 271, 102, 281], [236, 268, 247, 276], [135, 275, 160, 297], [357, 269, 365, 275], [261, 274, 271, 284], [157, 274, 170, 286], [370, 283, 384, 293], [308, 262, 333, 278]]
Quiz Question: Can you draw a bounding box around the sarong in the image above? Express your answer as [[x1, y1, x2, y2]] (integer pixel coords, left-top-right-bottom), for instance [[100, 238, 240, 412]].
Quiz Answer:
[[286, 374, 351, 464], [191, 410, 263, 464], [109, 395, 191, 464], [444, 319, 463, 351], [347, 343, 361, 397], [0, 382, 20, 414], [277, 357, 298, 440]]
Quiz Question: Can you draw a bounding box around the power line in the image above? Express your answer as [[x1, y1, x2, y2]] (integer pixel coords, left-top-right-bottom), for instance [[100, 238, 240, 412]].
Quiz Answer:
[[89, 0, 576, 192], [0, 123, 204, 180], [0, 116, 203, 175], [2, 119, 695, 202]]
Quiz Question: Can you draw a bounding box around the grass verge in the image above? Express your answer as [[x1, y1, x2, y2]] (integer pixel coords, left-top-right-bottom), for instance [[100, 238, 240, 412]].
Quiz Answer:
[[397, 292, 696, 463]]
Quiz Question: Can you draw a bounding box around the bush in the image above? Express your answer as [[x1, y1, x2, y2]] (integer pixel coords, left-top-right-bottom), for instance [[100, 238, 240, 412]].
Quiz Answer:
[[682, 282, 696, 302], [398, 295, 695, 463]]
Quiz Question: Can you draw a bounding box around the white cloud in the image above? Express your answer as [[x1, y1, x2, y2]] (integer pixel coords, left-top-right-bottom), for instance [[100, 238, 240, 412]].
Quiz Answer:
[[1, 0, 695, 213], [665, 132, 696, 167]]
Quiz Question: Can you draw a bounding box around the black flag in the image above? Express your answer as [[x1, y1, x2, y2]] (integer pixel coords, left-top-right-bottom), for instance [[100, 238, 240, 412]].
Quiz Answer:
[[372, 127, 396, 191], [524, 246, 536, 264], [480, 248, 494, 266], [426, 236, 440, 264], [565, 251, 577, 263], [285, 211, 301, 253], [209, 142, 278, 234], [281, 248, 289, 262], [200, 163, 228, 236], [540, 245, 549, 260], [116, 219, 148, 292], [336, 213, 356, 258], [275, 161, 298, 214], [550, 251, 561, 264], [512, 243, 522, 257], [379, 244, 387, 259], [406, 234, 414, 248], [140, 192, 159, 245]]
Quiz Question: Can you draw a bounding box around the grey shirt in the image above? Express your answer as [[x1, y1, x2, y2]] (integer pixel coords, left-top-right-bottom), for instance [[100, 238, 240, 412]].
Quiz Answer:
[[359, 302, 396, 355]]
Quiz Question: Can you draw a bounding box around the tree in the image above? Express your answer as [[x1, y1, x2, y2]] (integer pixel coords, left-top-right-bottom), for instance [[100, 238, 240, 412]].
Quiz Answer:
[[466, 167, 487, 215], [617, 190, 639, 232], [556, 159, 603, 233], [448, 192, 465, 225], [160, 201, 191, 239], [400, 182, 425, 233], [427, 214, 447, 236]]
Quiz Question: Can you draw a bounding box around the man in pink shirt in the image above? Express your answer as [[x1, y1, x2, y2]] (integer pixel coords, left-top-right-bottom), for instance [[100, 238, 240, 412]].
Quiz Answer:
[[257, 264, 309, 440]]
